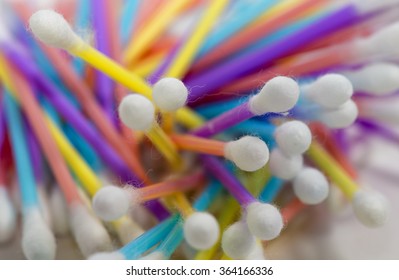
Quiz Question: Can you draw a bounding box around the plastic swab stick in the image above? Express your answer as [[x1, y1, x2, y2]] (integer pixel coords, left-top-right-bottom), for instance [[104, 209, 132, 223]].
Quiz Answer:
[[29, 9, 204, 129], [191, 76, 299, 137]]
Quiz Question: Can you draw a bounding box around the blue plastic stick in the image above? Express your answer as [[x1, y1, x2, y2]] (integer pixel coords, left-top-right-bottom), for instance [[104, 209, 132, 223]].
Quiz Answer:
[[120, 0, 140, 45], [3, 92, 38, 209], [197, 0, 277, 57], [119, 214, 180, 259], [258, 176, 284, 203]]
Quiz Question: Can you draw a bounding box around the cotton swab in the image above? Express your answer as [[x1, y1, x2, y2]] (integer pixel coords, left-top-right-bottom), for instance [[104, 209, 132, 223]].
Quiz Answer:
[[94, 181, 223, 260], [152, 77, 189, 112], [292, 99, 359, 129], [352, 190, 389, 228], [92, 171, 205, 221], [192, 76, 300, 137], [3, 91, 56, 260], [42, 106, 145, 243], [28, 9, 203, 129], [201, 155, 283, 241], [162, 197, 218, 251], [301, 73, 354, 109], [220, 118, 312, 157], [194, 167, 270, 260], [273, 120, 312, 156], [222, 220, 257, 260], [292, 167, 329, 205], [307, 141, 389, 227], [118, 94, 182, 168], [171, 134, 269, 172], [340, 63, 399, 95], [0, 58, 114, 257], [269, 148, 304, 180]]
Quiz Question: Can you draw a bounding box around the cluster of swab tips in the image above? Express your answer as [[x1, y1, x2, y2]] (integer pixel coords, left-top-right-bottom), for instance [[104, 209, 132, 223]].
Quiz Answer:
[[1, 0, 397, 261]]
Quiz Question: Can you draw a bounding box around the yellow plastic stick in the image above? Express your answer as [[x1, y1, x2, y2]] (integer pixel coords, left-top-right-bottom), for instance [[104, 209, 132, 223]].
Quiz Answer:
[[172, 192, 195, 218], [44, 116, 102, 196], [71, 43, 203, 128], [72, 45, 153, 98], [146, 124, 183, 170], [306, 141, 358, 199], [165, 0, 229, 79]]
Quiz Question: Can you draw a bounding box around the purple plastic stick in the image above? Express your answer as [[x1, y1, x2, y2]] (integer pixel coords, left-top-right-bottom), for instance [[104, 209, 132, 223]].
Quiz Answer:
[[184, 5, 358, 103], [201, 155, 255, 205], [192, 102, 254, 137], [92, 0, 116, 125], [357, 118, 399, 144]]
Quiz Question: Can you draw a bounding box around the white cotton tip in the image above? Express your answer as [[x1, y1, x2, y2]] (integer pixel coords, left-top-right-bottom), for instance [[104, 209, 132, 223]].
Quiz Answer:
[[293, 168, 329, 205], [246, 202, 284, 241], [360, 21, 399, 56], [49, 186, 70, 236], [352, 190, 389, 228], [341, 63, 399, 95], [92, 185, 134, 221], [22, 207, 56, 260], [140, 251, 166, 260], [224, 136, 269, 172], [38, 186, 52, 228], [152, 77, 188, 112], [183, 212, 220, 250], [221, 221, 257, 259], [244, 242, 266, 260], [118, 94, 155, 131], [88, 251, 126, 260], [274, 121, 312, 156], [69, 203, 113, 257], [269, 148, 303, 180], [0, 187, 17, 243], [302, 74, 353, 109], [319, 99, 358, 129], [29, 9, 82, 50], [249, 76, 300, 115]]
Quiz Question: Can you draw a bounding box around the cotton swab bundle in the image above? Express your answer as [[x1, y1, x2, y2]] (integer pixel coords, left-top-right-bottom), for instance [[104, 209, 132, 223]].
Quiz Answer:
[[1, 0, 398, 261]]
